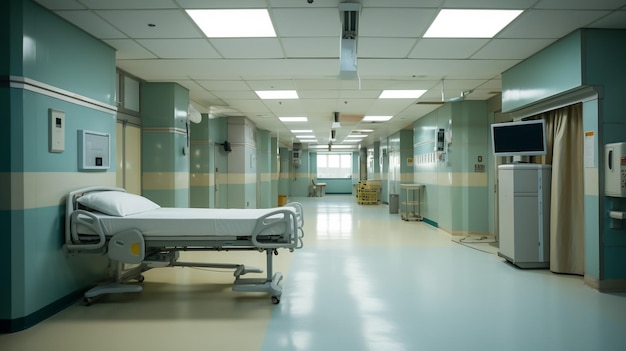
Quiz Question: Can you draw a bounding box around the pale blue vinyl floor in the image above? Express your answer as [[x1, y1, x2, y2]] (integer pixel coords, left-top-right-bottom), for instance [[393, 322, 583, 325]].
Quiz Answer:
[[1, 195, 625, 351], [262, 195, 626, 351]]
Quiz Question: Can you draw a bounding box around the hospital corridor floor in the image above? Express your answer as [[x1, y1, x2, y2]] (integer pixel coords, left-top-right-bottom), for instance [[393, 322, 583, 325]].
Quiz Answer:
[[2, 195, 626, 351]]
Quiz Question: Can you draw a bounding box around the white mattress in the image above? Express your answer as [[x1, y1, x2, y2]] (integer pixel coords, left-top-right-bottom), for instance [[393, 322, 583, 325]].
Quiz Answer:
[[84, 207, 296, 238]]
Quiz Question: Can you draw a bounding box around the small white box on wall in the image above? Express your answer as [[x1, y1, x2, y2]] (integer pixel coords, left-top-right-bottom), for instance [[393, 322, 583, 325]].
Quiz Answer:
[[78, 129, 110, 171], [49, 109, 65, 153], [605, 142, 626, 197]]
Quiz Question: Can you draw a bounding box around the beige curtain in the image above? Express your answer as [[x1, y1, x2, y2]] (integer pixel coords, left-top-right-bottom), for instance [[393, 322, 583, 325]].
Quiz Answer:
[[542, 103, 584, 275]]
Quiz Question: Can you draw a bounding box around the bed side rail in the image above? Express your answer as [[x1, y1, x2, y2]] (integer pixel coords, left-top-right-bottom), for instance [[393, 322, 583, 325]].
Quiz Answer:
[[64, 186, 125, 251], [66, 210, 107, 251], [252, 203, 304, 249]]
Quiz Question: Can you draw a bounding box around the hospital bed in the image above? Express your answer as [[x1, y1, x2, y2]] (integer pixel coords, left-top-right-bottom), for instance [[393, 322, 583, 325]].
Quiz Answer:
[[64, 186, 304, 305]]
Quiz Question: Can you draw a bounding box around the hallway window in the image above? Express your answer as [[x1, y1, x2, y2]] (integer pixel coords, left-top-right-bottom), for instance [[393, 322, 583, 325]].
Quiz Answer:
[[317, 152, 351, 178]]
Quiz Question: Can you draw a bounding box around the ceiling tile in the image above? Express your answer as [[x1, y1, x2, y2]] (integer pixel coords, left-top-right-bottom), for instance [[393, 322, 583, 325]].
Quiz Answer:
[[35, 0, 85, 10], [210, 91, 258, 100], [210, 39, 284, 59], [56, 10, 127, 38], [498, 9, 612, 38], [96, 10, 203, 38], [272, 8, 340, 37], [409, 39, 490, 59], [358, 38, 416, 58], [137, 39, 221, 58], [534, 0, 626, 10], [589, 10, 626, 28], [103, 39, 157, 59], [282, 38, 339, 58], [472, 38, 556, 59], [80, 0, 178, 9], [440, 0, 536, 9], [359, 8, 438, 37], [196, 80, 250, 91], [245, 80, 297, 90]]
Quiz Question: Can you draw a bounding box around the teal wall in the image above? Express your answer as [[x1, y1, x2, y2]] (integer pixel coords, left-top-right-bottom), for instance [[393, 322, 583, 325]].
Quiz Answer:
[[413, 101, 490, 234], [1, 0, 116, 332], [502, 31, 583, 112], [582, 29, 626, 281], [502, 29, 626, 286]]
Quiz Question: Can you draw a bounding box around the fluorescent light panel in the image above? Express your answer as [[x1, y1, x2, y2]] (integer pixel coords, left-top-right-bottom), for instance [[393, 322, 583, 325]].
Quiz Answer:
[[291, 130, 313, 133], [186, 9, 276, 38], [279, 117, 308, 122], [256, 90, 299, 99], [363, 115, 392, 122], [424, 9, 523, 38], [311, 145, 354, 149], [346, 134, 367, 138], [379, 90, 427, 99], [296, 135, 316, 139]]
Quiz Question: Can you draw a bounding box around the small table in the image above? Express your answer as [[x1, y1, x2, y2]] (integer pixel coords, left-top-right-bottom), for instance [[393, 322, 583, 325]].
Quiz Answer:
[[400, 184, 423, 221], [315, 183, 326, 197]]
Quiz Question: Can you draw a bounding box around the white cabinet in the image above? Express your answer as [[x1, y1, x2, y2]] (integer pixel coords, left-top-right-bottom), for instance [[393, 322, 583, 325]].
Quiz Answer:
[[498, 164, 551, 268]]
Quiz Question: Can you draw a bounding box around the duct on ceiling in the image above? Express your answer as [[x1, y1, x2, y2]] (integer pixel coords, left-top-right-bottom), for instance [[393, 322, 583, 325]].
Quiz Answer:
[[338, 2, 360, 80]]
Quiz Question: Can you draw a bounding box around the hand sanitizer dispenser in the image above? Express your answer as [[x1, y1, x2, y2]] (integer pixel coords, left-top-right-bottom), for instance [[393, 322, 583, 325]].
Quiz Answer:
[[605, 142, 626, 197]]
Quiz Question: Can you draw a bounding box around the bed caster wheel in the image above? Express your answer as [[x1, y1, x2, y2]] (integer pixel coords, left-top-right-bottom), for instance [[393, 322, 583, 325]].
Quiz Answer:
[[271, 296, 280, 305], [137, 275, 145, 283]]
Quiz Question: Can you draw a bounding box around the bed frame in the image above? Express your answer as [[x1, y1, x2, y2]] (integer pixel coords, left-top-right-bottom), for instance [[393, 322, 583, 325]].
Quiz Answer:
[[64, 186, 304, 305]]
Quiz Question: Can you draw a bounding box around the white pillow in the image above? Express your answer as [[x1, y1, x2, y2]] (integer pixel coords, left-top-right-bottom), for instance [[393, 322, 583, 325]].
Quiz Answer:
[[77, 191, 160, 217]]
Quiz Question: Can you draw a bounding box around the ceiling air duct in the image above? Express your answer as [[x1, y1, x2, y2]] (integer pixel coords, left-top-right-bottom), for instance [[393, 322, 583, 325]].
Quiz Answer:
[[338, 2, 360, 80], [332, 111, 341, 129]]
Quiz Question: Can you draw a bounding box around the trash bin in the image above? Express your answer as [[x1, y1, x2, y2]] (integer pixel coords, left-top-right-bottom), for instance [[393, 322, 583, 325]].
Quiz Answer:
[[278, 195, 287, 206], [389, 194, 399, 214]]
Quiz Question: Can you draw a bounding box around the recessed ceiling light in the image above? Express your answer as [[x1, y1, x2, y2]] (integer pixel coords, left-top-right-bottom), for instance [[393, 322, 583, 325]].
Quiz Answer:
[[362, 116, 393, 122], [279, 117, 308, 122], [186, 9, 276, 38], [424, 9, 523, 38], [291, 130, 313, 133], [296, 135, 316, 139], [354, 129, 374, 133], [379, 90, 427, 99], [342, 139, 361, 143], [346, 134, 367, 138], [256, 90, 299, 99]]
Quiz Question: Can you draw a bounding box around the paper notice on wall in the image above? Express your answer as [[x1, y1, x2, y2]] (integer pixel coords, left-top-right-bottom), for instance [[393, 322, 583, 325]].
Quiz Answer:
[[584, 131, 595, 168]]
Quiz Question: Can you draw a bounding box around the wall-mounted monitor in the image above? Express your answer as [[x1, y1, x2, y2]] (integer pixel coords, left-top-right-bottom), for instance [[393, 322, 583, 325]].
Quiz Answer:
[[491, 119, 547, 156]]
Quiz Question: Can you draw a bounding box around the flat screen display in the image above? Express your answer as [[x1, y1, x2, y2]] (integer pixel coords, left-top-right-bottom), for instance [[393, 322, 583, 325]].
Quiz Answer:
[[491, 119, 547, 156]]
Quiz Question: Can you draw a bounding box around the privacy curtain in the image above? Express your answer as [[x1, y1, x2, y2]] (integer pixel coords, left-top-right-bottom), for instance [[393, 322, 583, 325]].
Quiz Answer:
[[542, 103, 584, 275]]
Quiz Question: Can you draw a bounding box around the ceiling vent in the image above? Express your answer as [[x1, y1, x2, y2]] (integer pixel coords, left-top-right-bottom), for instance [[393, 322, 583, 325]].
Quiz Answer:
[[338, 2, 360, 80], [331, 111, 341, 128]]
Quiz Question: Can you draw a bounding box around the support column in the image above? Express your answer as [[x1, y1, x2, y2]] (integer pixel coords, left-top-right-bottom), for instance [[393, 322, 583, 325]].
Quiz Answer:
[[141, 82, 190, 207]]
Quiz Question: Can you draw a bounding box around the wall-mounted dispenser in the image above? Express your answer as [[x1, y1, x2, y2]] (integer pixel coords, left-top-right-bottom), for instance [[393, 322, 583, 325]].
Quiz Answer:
[[436, 128, 445, 151], [605, 142, 626, 197], [605, 142, 626, 228], [292, 142, 302, 168]]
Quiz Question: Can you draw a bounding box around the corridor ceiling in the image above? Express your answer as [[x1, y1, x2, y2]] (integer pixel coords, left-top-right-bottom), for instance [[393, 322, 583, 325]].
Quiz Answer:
[[35, 0, 626, 148]]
